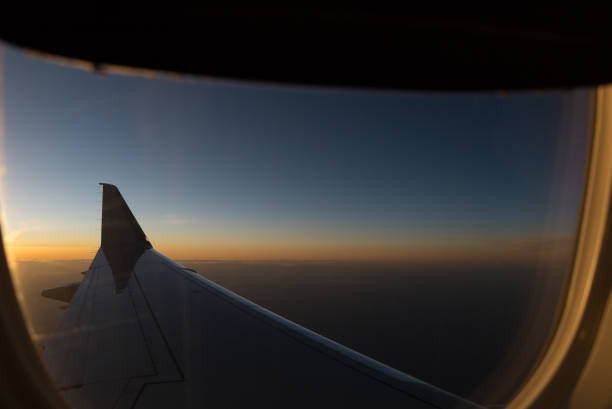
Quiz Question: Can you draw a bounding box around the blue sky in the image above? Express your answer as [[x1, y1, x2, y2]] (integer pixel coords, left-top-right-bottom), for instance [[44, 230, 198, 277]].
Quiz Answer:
[[0, 44, 591, 260]]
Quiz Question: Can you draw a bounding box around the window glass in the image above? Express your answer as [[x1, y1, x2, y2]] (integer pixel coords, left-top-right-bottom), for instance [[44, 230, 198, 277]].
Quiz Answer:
[[0, 43, 591, 407]]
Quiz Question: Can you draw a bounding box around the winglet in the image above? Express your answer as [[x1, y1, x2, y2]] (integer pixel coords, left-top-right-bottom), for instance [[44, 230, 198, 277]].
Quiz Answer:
[[99, 183, 152, 290]]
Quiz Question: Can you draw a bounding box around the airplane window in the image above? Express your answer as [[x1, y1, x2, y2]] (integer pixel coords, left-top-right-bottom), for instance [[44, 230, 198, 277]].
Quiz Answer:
[[0, 42, 591, 408]]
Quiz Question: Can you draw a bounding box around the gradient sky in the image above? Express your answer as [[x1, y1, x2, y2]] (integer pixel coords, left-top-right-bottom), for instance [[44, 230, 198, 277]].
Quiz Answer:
[[0, 44, 592, 262]]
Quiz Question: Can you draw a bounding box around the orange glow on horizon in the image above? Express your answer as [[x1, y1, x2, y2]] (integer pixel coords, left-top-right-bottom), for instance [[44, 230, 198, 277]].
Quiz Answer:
[[7, 245, 98, 262], [4, 235, 575, 264]]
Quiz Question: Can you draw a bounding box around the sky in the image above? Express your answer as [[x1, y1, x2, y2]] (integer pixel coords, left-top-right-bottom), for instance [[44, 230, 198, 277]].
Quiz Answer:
[[0, 44, 592, 262]]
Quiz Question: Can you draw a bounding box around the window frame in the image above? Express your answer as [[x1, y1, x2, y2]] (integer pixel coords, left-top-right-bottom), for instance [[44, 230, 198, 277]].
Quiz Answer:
[[507, 86, 612, 408], [0, 86, 610, 409]]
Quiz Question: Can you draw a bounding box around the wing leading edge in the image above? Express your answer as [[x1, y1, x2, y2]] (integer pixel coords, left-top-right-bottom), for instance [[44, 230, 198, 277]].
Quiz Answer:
[[41, 184, 482, 409]]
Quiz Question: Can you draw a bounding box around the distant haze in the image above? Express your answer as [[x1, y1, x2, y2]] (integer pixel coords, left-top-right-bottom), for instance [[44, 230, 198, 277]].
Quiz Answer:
[[15, 255, 572, 405]]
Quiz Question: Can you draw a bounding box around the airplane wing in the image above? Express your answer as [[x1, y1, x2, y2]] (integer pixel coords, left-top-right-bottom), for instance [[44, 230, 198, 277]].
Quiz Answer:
[[40, 184, 481, 409]]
